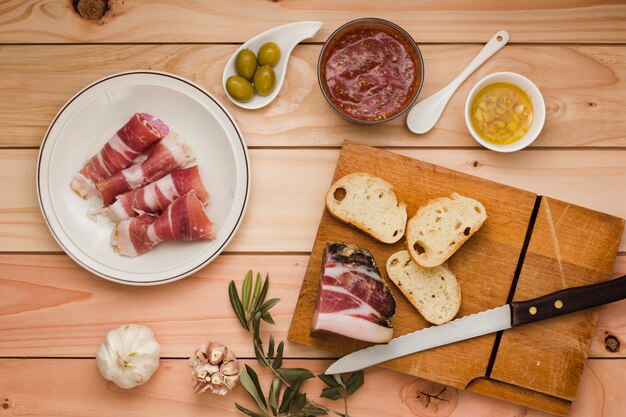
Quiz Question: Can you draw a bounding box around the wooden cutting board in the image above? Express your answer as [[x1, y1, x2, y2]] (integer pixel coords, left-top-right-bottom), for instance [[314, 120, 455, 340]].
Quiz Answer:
[[287, 140, 624, 416]]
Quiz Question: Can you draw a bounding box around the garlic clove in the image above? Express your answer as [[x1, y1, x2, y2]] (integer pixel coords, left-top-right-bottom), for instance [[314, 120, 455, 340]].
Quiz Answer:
[[208, 342, 227, 364], [224, 375, 239, 389], [220, 360, 240, 376], [200, 363, 220, 374], [211, 372, 225, 387]]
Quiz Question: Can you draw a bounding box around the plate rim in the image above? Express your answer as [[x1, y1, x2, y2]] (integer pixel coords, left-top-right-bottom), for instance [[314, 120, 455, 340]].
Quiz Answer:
[[36, 70, 251, 286]]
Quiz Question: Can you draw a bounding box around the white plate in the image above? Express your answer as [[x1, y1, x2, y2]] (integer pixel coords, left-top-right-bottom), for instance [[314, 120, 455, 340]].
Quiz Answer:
[[37, 71, 250, 286]]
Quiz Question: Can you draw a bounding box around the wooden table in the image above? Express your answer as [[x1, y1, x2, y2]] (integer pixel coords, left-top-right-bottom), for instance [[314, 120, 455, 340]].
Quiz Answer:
[[1, 1, 625, 416]]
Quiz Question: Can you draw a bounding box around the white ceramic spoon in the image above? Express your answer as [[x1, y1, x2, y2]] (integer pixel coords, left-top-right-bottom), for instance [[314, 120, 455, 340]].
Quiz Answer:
[[223, 21, 323, 110], [406, 30, 510, 134]]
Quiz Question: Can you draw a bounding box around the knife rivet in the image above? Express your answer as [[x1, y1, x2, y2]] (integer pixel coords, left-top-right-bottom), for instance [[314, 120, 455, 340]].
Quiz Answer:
[[529, 306, 537, 315], [554, 300, 563, 309]]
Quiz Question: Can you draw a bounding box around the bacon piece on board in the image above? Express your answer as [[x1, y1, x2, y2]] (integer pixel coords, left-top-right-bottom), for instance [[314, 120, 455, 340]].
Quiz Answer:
[[112, 191, 216, 257], [71, 113, 168, 199], [312, 242, 396, 343], [96, 132, 193, 206]]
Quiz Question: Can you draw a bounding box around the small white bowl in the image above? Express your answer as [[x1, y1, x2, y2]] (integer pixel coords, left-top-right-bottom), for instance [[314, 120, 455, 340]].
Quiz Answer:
[[465, 72, 545, 152]]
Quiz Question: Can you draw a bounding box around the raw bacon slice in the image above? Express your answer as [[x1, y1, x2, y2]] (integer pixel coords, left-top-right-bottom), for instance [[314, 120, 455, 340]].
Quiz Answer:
[[312, 242, 396, 343], [96, 132, 193, 206], [70, 113, 169, 199], [112, 191, 216, 257], [94, 166, 209, 221]]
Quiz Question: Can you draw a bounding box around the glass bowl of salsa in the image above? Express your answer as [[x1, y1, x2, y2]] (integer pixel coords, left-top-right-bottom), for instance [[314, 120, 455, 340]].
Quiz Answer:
[[318, 18, 424, 124]]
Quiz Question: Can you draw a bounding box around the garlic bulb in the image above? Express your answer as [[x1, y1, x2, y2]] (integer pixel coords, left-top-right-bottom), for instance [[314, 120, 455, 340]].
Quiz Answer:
[[188, 341, 240, 395], [96, 324, 161, 389]]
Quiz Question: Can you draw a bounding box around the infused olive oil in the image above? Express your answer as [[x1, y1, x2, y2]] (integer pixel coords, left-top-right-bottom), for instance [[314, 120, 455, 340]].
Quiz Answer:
[[470, 83, 533, 145]]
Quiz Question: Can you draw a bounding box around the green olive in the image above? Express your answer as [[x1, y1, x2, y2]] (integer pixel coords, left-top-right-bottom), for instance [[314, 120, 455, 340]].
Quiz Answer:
[[226, 76, 255, 102], [253, 65, 276, 96], [257, 42, 281, 66], [235, 49, 257, 80]]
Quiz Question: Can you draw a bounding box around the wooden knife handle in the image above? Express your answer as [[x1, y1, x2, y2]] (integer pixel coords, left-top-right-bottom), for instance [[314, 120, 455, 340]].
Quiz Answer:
[[510, 274, 626, 327]]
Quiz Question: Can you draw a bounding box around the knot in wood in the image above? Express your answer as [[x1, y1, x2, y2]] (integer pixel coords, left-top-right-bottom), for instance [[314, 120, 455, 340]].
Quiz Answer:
[[402, 379, 457, 416], [73, 0, 109, 20], [2, 399, 11, 409], [605, 335, 620, 353]]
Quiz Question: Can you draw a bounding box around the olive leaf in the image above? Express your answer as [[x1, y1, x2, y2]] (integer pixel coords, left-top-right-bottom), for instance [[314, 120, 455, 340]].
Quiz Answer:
[[268, 377, 282, 415], [317, 374, 340, 388], [267, 335, 275, 359], [320, 386, 343, 401], [242, 270, 253, 310], [303, 406, 328, 416], [235, 403, 266, 417], [254, 274, 270, 310], [250, 272, 263, 309], [277, 368, 315, 381], [261, 311, 275, 324], [260, 298, 280, 313], [345, 371, 364, 395], [290, 393, 307, 414], [278, 378, 304, 414], [228, 281, 247, 329], [239, 366, 268, 414], [272, 341, 284, 370]]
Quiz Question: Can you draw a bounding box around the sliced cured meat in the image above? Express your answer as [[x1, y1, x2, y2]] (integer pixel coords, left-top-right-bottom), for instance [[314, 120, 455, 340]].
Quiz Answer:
[[312, 242, 396, 343], [94, 166, 209, 221], [96, 132, 193, 206], [70, 113, 168, 199], [112, 191, 216, 257]]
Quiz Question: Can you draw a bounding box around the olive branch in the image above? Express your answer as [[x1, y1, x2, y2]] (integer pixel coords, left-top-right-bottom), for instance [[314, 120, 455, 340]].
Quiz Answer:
[[229, 271, 364, 417]]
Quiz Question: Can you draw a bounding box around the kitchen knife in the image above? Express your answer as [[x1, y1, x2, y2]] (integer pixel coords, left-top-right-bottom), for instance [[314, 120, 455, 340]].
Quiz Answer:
[[325, 274, 626, 375]]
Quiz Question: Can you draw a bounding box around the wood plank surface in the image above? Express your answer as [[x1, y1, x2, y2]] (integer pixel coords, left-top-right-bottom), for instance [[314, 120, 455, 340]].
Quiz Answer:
[[0, 358, 623, 417], [2, 1, 626, 44], [3, 2, 626, 416], [1, 254, 624, 359], [3, 148, 626, 253], [2, 44, 626, 148]]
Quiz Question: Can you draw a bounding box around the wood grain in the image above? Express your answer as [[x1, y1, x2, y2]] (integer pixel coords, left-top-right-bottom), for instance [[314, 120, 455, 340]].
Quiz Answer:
[[0, 253, 330, 358], [491, 197, 623, 402], [3, 148, 626, 253], [2, 44, 626, 148], [2, 1, 626, 44], [1, 253, 624, 359], [0, 358, 623, 417], [287, 142, 623, 415]]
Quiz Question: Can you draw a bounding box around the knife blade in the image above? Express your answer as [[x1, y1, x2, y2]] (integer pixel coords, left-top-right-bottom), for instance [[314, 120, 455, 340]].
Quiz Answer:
[[325, 274, 626, 375]]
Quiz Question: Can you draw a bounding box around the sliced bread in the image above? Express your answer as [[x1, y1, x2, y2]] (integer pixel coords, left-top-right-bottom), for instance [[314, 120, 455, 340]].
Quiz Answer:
[[326, 172, 407, 244], [406, 193, 487, 268], [386, 250, 461, 325]]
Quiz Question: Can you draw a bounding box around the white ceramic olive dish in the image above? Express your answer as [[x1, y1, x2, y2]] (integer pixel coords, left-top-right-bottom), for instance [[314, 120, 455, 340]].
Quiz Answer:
[[223, 21, 323, 110], [465, 71, 545, 152]]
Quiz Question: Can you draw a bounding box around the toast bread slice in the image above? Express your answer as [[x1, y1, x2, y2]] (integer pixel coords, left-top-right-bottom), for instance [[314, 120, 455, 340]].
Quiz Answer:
[[406, 193, 486, 267], [326, 172, 407, 244], [386, 250, 461, 325]]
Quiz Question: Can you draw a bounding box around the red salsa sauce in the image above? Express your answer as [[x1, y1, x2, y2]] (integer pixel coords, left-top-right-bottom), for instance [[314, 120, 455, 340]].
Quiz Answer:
[[322, 26, 419, 121]]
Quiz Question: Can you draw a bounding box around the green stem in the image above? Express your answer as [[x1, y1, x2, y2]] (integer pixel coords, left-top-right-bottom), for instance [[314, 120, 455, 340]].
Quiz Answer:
[[244, 308, 347, 417]]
